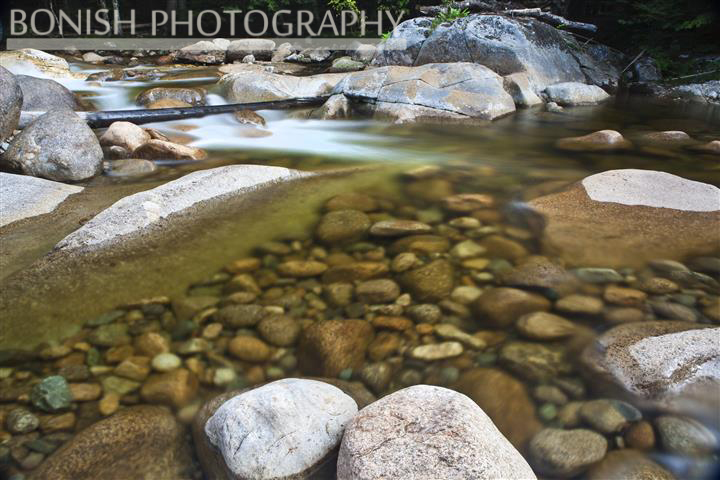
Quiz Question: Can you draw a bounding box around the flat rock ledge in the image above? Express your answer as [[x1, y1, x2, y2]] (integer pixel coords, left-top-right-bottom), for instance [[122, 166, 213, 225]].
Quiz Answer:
[[56, 165, 309, 251], [0, 173, 83, 228], [337, 385, 536, 480]]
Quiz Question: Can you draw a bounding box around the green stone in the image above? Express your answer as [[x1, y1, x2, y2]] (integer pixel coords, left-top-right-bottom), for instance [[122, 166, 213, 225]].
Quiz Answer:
[[539, 403, 558, 422], [86, 348, 102, 367], [24, 439, 58, 455], [30, 376, 72, 412], [102, 375, 140, 395], [338, 368, 353, 381], [476, 352, 497, 366], [88, 323, 130, 347]]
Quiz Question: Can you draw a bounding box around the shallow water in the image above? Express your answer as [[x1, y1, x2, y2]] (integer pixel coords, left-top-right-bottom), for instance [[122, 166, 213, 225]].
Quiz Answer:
[[1, 62, 719, 479]]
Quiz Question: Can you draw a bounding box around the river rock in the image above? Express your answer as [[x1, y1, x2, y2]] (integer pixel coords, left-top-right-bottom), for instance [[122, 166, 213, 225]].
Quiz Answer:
[[356, 279, 400, 303], [227, 39, 276, 61], [516, 311, 577, 340], [374, 15, 621, 91], [410, 341, 463, 360], [332, 63, 516, 122], [543, 82, 610, 106], [6, 407, 39, 434], [202, 379, 356, 479], [503, 72, 543, 107], [498, 256, 577, 293], [0, 66, 22, 142], [500, 341, 570, 382], [529, 428, 608, 476], [587, 450, 675, 480], [140, 368, 198, 408], [29, 406, 192, 480], [579, 399, 642, 433], [329, 56, 365, 73], [257, 315, 301, 347], [31, 376, 72, 412], [556, 130, 632, 151], [655, 415, 718, 455], [473, 287, 551, 328], [337, 385, 536, 479], [298, 319, 374, 377], [369, 219, 432, 236], [454, 368, 542, 450], [228, 336, 271, 362], [0, 173, 83, 228], [316, 209, 371, 244], [581, 321, 720, 419], [2, 109, 103, 182], [136, 87, 206, 107], [529, 169, 720, 267], [100, 122, 151, 152], [107, 158, 157, 177], [0, 49, 82, 78], [399, 259, 454, 301], [219, 69, 346, 103], [311, 93, 352, 119], [16, 74, 82, 111], [56, 165, 307, 250], [175, 39, 227, 64]]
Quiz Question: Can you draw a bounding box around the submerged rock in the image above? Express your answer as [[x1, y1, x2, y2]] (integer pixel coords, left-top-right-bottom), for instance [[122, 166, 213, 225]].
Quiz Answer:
[[581, 321, 720, 420], [203, 379, 357, 479], [333, 63, 516, 123], [529, 428, 608, 476], [556, 130, 631, 151], [56, 165, 308, 250], [587, 450, 675, 480], [337, 385, 536, 479], [297, 319, 374, 377], [529, 169, 720, 267], [0, 66, 22, 143], [2, 109, 103, 182], [0, 173, 83, 228], [29, 406, 192, 480]]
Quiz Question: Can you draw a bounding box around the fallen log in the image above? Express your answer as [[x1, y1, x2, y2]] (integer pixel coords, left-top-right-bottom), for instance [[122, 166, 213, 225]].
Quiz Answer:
[[18, 96, 330, 129], [504, 8, 598, 33]]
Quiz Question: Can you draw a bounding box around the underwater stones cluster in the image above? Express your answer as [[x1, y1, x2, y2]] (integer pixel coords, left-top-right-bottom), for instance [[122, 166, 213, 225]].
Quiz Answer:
[[1, 167, 719, 479]]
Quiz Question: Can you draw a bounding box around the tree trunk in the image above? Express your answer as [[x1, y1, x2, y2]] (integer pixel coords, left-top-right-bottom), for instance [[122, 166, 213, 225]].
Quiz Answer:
[[111, 0, 122, 35]]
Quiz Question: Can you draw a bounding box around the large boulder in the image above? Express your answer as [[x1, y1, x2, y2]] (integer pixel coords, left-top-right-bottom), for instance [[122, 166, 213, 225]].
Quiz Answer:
[[56, 165, 309, 251], [374, 15, 623, 92], [0, 65, 22, 142], [529, 169, 720, 267], [543, 82, 610, 106], [581, 321, 720, 422], [332, 63, 516, 123], [227, 39, 277, 62], [175, 39, 228, 64], [16, 74, 83, 111], [202, 379, 357, 479], [193, 379, 371, 479], [1, 109, 103, 182], [337, 385, 536, 479], [0, 48, 84, 78], [0, 173, 83, 228], [218, 70, 346, 103], [28, 406, 193, 480]]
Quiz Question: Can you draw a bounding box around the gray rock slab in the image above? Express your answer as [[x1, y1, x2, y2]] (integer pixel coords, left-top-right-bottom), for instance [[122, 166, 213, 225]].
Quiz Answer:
[[0, 172, 83, 228]]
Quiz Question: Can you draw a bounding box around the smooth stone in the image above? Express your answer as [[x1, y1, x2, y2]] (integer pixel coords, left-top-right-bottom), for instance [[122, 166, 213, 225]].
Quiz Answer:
[[133, 139, 207, 161], [337, 385, 536, 479], [31, 376, 72, 412], [624, 420, 656, 450], [100, 122, 151, 152], [499, 342, 570, 382], [410, 341, 464, 361], [205, 378, 357, 479], [543, 82, 610, 105], [2, 110, 103, 182], [215, 304, 266, 328], [498, 256, 577, 293], [219, 68, 345, 103], [136, 87, 206, 107], [316, 210, 371, 244], [454, 368, 542, 450], [257, 315, 301, 347], [655, 415, 718, 456], [450, 240, 486, 259], [556, 130, 631, 151], [107, 159, 157, 177], [529, 428, 608, 476], [228, 336, 271, 363], [369, 219, 432, 236], [516, 312, 577, 340], [16, 74, 82, 111], [233, 109, 266, 127], [30, 406, 192, 480], [579, 399, 642, 433], [277, 260, 328, 277], [556, 294, 605, 315], [473, 287, 551, 328], [0, 48, 81, 78], [56, 165, 307, 251], [399, 259, 454, 302], [297, 319, 374, 377], [140, 368, 198, 408], [587, 449, 675, 480], [529, 169, 720, 267], [581, 322, 720, 419], [0, 173, 84, 228], [573, 267, 623, 283], [356, 279, 400, 304], [6, 408, 39, 434], [324, 193, 378, 212], [175, 39, 227, 64]]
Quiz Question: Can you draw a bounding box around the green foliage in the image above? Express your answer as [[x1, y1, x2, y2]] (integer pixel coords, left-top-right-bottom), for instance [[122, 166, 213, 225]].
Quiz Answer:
[[431, 1, 470, 30], [328, 0, 359, 13]]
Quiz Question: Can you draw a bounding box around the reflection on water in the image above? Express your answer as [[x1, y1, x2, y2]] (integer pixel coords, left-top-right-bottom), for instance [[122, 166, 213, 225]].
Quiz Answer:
[[0, 63, 718, 479]]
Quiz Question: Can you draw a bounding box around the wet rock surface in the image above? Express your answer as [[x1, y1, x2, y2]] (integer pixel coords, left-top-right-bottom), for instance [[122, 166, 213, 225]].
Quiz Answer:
[[0, 66, 23, 142]]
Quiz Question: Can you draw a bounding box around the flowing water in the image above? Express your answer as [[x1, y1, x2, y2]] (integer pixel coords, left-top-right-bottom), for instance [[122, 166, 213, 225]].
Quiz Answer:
[[1, 60, 719, 479]]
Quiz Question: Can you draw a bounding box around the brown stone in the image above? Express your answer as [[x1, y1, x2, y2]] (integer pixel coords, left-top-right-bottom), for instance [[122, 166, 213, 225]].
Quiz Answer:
[[604, 286, 647, 307], [298, 320, 374, 377], [30, 406, 193, 480], [40, 412, 76, 433], [134, 332, 170, 357], [367, 332, 401, 361], [140, 368, 199, 408], [69, 383, 102, 402], [473, 287, 551, 328], [399, 259, 454, 302], [133, 139, 207, 161], [228, 336, 272, 363], [454, 368, 541, 451], [587, 449, 674, 480], [624, 420, 656, 450], [372, 316, 413, 331], [322, 262, 389, 283]]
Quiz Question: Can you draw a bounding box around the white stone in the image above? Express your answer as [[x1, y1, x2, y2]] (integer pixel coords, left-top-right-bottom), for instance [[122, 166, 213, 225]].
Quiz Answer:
[[410, 341, 464, 360], [99, 122, 151, 152], [218, 70, 346, 103], [0, 173, 83, 228], [56, 165, 309, 250], [205, 378, 357, 479], [582, 169, 720, 212], [543, 82, 610, 106], [337, 385, 536, 480], [151, 353, 181, 372]]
